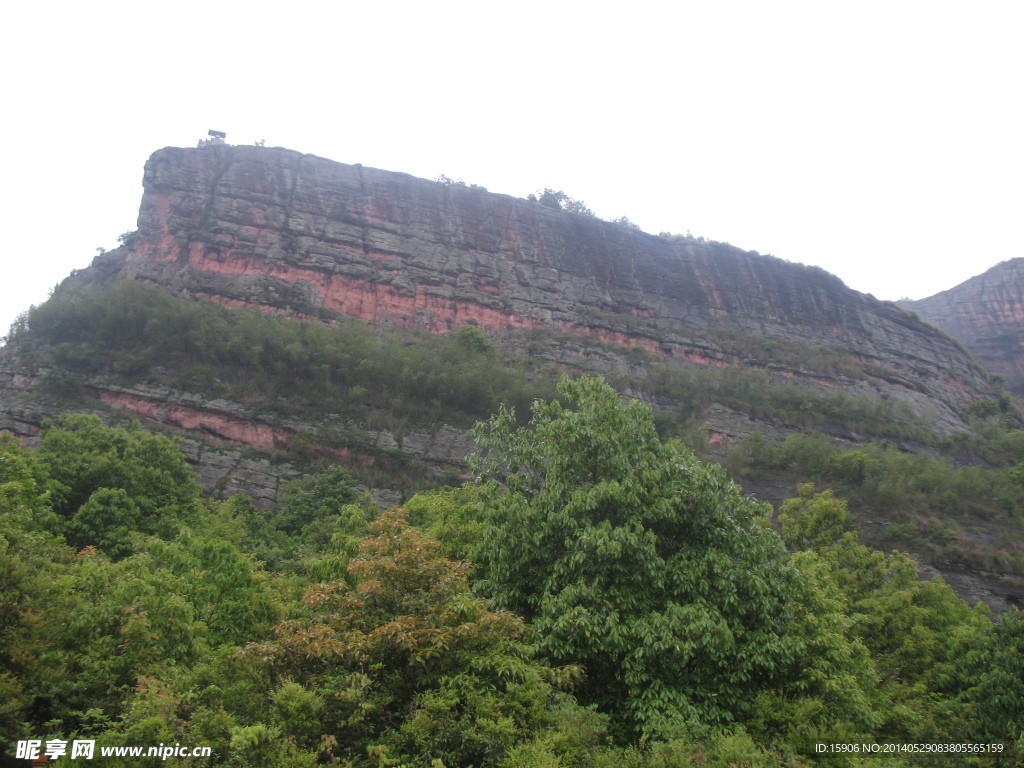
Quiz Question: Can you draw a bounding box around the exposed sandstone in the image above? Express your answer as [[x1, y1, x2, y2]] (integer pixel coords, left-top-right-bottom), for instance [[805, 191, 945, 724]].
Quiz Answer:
[[99, 143, 993, 428], [3, 143, 1006, 507]]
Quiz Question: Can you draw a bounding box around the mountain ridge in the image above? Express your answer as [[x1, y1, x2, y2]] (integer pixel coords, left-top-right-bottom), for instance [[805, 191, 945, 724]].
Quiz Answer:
[[2, 142, 1006, 467]]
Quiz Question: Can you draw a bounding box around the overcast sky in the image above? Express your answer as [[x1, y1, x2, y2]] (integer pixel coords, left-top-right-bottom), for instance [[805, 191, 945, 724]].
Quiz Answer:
[[2, 1, 1021, 341]]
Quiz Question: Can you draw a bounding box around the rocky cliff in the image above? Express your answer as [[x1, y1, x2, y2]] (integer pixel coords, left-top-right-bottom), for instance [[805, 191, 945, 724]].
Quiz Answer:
[[89, 144, 993, 427], [902, 258, 1024, 397], [3, 142, 1004, 466]]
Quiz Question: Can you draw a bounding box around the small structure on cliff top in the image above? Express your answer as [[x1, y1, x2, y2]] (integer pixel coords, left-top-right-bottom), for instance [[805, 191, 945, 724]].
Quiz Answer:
[[198, 129, 227, 148]]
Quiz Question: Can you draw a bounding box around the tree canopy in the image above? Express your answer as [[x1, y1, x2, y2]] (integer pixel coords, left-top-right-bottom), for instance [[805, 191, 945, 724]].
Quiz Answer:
[[38, 414, 203, 557], [244, 508, 586, 766], [472, 375, 799, 739], [2, 375, 1023, 765], [533, 188, 595, 216]]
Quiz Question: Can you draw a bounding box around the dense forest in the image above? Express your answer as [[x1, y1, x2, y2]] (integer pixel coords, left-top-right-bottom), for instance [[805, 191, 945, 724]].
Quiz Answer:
[[2, 374, 1022, 766]]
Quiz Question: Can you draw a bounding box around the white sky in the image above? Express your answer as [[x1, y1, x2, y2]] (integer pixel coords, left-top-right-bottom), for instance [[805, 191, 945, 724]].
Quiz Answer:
[[2, 1, 1021, 342]]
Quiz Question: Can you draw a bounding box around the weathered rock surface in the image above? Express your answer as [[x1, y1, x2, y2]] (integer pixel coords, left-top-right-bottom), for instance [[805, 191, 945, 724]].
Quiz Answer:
[[902, 258, 1024, 397], [2, 143, 1007, 493], [94, 143, 993, 428], [1, 142, 1005, 512]]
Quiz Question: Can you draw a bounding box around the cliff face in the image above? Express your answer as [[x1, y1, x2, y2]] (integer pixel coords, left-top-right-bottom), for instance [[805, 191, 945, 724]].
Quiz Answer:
[[3, 143, 1003, 458], [902, 259, 1024, 397], [96, 144, 990, 425]]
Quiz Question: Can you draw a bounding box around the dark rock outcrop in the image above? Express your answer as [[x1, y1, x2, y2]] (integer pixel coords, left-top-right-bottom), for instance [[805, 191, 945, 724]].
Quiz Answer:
[[902, 258, 1024, 397]]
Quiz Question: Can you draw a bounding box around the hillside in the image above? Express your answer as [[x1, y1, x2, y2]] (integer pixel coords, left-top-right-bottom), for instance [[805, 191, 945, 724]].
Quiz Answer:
[[2, 142, 1023, 611]]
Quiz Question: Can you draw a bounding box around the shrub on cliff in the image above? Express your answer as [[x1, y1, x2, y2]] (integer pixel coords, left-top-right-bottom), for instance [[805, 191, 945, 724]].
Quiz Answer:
[[452, 324, 495, 354], [531, 188, 595, 216]]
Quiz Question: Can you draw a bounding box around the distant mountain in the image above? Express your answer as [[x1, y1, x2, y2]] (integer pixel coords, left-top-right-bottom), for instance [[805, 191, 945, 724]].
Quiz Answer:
[[902, 258, 1024, 397]]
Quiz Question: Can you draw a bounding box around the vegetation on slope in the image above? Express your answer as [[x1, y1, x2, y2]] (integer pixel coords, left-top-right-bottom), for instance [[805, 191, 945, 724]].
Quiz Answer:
[[10, 280, 958, 444], [10, 280, 558, 429], [727, 430, 1024, 578], [8, 279, 1024, 583], [2, 380, 1021, 766]]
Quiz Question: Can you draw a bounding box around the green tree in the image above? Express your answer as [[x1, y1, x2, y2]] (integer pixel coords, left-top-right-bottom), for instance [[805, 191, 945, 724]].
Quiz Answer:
[[406, 486, 488, 565], [236, 466, 373, 576], [270, 465, 361, 536], [956, 609, 1024, 755], [0, 434, 73, 741], [37, 414, 203, 556], [472, 375, 799, 740], [64, 487, 141, 560], [777, 485, 992, 747], [34, 525, 280, 731], [452, 324, 495, 354], [245, 508, 586, 767], [778, 484, 851, 550]]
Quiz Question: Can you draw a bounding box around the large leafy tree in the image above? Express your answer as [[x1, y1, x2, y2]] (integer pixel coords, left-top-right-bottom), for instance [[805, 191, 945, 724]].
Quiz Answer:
[[956, 609, 1024, 757], [0, 434, 72, 741], [29, 528, 280, 732], [37, 414, 203, 557], [244, 508, 584, 767], [775, 485, 995, 748], [471, 375, 799, 740]]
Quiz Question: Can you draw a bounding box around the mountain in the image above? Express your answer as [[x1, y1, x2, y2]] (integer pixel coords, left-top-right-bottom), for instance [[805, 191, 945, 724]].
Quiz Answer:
[[902, 258, 1024, 397], [50, 143, 998, 424], [2, 142, 1021, 610]]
